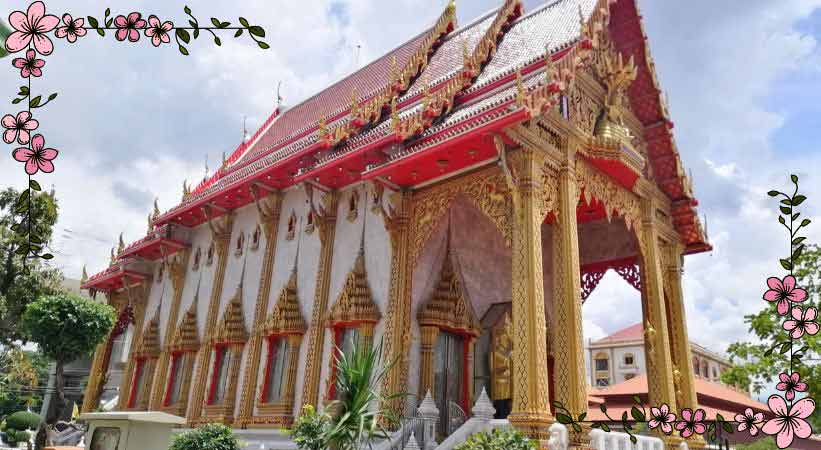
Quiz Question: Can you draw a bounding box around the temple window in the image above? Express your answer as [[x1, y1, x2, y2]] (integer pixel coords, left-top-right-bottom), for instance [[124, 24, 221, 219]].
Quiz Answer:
[[251, 225, 261, 251], [165, 353, 188, 406], [208, 345, 233, 405], [125, 314, 160, 411], [346, 190, 359, 223], [161, 305, 198, 415], [596, 377, 610, 387], [286, 211, 296, 241], [257, 272, 305, 419], [417, 243, 479, 438], [325, 252, 379, 401], [192, 247, 201, 271], [235, 232, 245, 257], [203, 293, 247, 419], [594, 356, 608, 371], [127, 358, 149, 408]]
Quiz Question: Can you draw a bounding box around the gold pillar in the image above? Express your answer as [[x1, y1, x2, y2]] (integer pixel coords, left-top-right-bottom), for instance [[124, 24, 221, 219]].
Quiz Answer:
[[283, 334, 302, 410], [662, 242, 704, 449], [116, 286, 149, 411], [418, 326, 440, 397], [188, 211, 235, 424], [551, 152, 591, 450], [300, 189, 339, 408], [506, 147, 553, 442], [378, 190, 413, 417], [149, 251, 190, 410], [82, 334, 115, 412], [637, 198, 678, 415], [237, 192, 283, 426]]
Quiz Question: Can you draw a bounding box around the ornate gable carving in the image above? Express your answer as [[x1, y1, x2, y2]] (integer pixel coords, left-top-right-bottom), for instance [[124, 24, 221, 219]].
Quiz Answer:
[[264, 272, 306, 335], [213, 291, 248, 344], [418, 247, 480, 336], [170, 303, 199, 352], [134, 311, 161, 358], [327, 253, 380, 326]]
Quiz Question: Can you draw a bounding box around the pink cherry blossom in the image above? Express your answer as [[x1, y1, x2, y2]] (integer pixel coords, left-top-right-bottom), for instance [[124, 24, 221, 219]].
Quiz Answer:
[[12, 134, 58, 175], [735, 408, 765, 437], [114, 12, 147, 42], [648, 404, 676, 434], [762, 395, 815, 449], [55, 14, 87, 43], [2, 111, 39, 145], [763, 275, 807, 316], [144, 15, 173, 47], [675, 408, 707, 438], [783, 306, 819, 339], [12, 49, 45, 78], [5, 1, 59, 55], [776, 372, 808, 402]]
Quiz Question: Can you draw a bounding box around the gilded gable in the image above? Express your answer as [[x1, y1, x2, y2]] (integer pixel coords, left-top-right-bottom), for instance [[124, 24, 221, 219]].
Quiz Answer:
[[328, 253, 380, 326], [264, 272, 306, 335], [418, 248, 480, 336]]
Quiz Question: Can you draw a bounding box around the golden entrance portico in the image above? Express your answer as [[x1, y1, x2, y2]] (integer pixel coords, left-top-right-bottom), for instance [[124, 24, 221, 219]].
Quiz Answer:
[[80, 1, 709, 449]]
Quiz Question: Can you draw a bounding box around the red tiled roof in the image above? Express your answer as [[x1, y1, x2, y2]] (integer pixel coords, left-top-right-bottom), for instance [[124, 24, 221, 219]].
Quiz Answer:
[[593, 323, 644, 344]]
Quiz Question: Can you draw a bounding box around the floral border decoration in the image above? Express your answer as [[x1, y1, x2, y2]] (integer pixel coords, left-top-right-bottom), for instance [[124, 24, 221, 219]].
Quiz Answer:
[[556, 175, 817, 449], [3, 1, 269, 260]]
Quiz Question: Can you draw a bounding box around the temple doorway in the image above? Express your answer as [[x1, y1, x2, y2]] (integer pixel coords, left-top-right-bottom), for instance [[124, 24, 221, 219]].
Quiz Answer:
[[433, 331, 468, 436]]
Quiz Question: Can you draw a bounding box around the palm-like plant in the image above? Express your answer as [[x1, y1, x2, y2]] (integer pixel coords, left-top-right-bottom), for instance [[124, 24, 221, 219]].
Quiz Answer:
[[322, 340, 402, 450]]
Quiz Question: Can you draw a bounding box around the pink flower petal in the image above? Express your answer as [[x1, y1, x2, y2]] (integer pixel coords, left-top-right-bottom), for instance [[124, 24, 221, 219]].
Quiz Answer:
[[768, 395, 789, 416], [763, 290, 780, 302], [693, 423, 707, 434], [783, 320, 798, 331], [794, 420, 812, 440], [777, 299, 790, 316], [32, 58, 45, 68], [790, 372, 801, 383], [661, 423, 672, 434], [804, 307, 817, 321], [9, 10, 28, 30], [767, 277, 784, 291], [737, 422, 748, 431], [783, 275, 796, 291], [114, 16, 128, 27], [5, 31, 31, 53], [749, 425, 759, 436], [36, 14, 59, 33], [793, 398, 816, 419], [12, 58, 26, 68], [32, 33, 54, 55], [791, 328, 805, 339], [40, 148, 58, 160], [786, 390, 795, 401], [12, 147, 34, 162], [66, 32, 77, 43], [789, 288, 807, 303], [151, 34, 161, 47], [776, 424, 795, 449], [20, 67, 32, 78], [779, 373, 791, 383], [804, 322, 819, 335], [24, 158, 39, 175], [62, 14, 73, 25], [148, 15, 160, 28], [1, 115, 16, 128], [127, 12, 141, 23], [22, 118, 39, 131], [115, 28, 128, 41], [37, 159, 54, 173], [30, 134, 44, 151], [161, 33, 171, 44], [762, 417, 785, 436], [31, 67, 43, 77], [754, 413, 764, 422], [3, 129, 17, 144], [128, 28, 140, 42], [776, 382, 789, 391], [55, 27, 68, 38], [74, 27, 87, 37], [162, 22, 173, 32], [26, 2, 47, 27], [792, 307, 804, 320], [17, 130, 31, 145], [795, 382, 808, 392], [17, 111, 32, 122]]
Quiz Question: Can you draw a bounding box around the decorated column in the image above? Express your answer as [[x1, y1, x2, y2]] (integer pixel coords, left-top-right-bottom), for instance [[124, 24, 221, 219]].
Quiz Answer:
[[551, 150, 591, 450], [188, 210, 234, 424], [116, 282, 151, 410], [300, 187, 339, 409], [237, 191, 283, 426], [506, 146, 553, 442], [377, 188, 413, 417], [82, 298, 131, 412], [637, 198, 679, 418], [148, 250, 190, 410]]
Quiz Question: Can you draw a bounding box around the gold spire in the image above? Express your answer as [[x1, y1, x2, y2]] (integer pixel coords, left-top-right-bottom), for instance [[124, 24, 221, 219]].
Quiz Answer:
[[462, 40, 471, 68], [350, 88, 360, 116], [81, 265, 88, 285], [446, 0, 456, 15], [152, 197, 160, 221], [147, 214, 153, 234], [544, 43, 557, 84], [117, 233, 125, 256], [109, 247, 116, 265], [182, 180, 190, 200], [390, 96, 400, 132], [221, 151, 227, 168]]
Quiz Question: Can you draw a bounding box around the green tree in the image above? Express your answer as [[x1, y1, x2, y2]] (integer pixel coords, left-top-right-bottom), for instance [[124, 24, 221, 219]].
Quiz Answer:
[[21, 294, 115, 425], [722, 244, 821, 428], [169, 424, 241, 450], [0, 188, 62, 345], [0, 347, 50, 417]]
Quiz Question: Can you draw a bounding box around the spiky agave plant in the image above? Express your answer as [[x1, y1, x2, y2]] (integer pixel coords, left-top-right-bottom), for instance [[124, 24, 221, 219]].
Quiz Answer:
[[323, 340, 403, 450]]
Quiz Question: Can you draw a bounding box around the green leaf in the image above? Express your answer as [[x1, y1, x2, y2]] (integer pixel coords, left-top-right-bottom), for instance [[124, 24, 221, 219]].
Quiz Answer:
[[214, 36, 222, 46], [176, 28, 191, 44], [40, 253, 54, 260], [105, 8, 111, 17], [793, 237, 806, 245], [556, 413, 572, 425], [780, 206, 792, 215], [30, 180, 41, 191], [601, 423, 611, 432], [178, 45, 189, 56], [193, 28, 200, 39], [96, 28, 105, 37], [184, 5, 192, 15], [29, 95, 42, 108], [234, 29, 243, 38], [779, 342, 792, 354], [631, 395, 642, 405], [781, 199, 792, 206], [20, 85, 29, 95], [793, 245, 805, 260], [800, 219, 811, 227], [249, 25, 265, 37], [577, 412, 587, 422], [630, 406, 645, 422], [16, 244, 30, 255], [791, 174, 799, 183], [105, 18, 113, 28], [258, 41, 270, 49], [87, 16, 100, 29], [793, 195, 807, 205], [621, 411, 628, 422], [571, 423, 582, 433], [48, 93, 58, 101], [780, 259, 792, 271], [30, 235, 42, 244], [792, 213, 801, 221], [16, 189, 30, 209], [211, 17, 221, 27], [12, 98, 22, 104], [779, 216, 786, 225], [629, 435, 637, 444], [599, 404, 607, 413], [220, 21, 231, 28], [239, 17, 250, 27], [767, 190, 780, 197], [552, 401, 564, 409]]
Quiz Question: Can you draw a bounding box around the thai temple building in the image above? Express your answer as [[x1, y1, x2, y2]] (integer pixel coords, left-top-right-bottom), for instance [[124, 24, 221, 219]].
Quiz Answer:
[[80, 0, 711, 448]]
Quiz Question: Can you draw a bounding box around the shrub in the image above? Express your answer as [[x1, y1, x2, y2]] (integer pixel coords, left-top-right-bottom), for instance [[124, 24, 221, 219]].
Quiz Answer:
[[169, 423, 241, 450], [5, 411, 41, 431], [289, 405, 330, 450], [454, 428, 537, 450]]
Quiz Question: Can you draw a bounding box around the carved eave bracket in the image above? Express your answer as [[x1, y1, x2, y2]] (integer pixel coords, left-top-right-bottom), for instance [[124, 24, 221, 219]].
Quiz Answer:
[[327, 253, 380, 328]]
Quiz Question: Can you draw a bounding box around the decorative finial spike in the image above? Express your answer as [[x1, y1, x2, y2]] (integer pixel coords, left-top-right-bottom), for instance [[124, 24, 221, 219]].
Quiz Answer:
[[110, 247, 116, 265], [81, 265, 88, 285], [117, 233, 125, 255], [153, 197, 160, 220]]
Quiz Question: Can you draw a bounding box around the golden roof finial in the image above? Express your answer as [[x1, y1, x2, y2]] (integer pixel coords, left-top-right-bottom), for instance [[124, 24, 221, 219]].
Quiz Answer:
[[544, 43, 557, 84], [389, 56, 399, 83], [147, 214, 153, 234], [462, 40, 471, 67], [350, 88, 360, 116], [515, 68, 526, 106], [117, 233, 125, 255], [446, 0, 456, 15], [221, 151, 227, 167], [152, 197, 160, 221], [318, 115, 328, 136], [81, 265, 88, 285], [390, 96, 400, 133], [109, 247, 116, 265]]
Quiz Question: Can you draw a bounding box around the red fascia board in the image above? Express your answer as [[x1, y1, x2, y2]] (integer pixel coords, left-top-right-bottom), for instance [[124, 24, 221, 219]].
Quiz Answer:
[[121, 237, 188, 259], [293, 134, 401, 185], [82, 269, 148, 290], [363, 104, 527, 181]]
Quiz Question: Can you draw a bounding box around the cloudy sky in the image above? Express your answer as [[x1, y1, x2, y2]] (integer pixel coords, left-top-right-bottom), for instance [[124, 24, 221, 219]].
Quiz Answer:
[[1, 0, 820, 356]]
